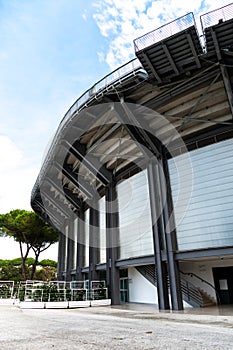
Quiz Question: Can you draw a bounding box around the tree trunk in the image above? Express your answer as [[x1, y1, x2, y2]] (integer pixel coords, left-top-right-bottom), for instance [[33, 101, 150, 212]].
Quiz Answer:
[[30, 243, 53, 280], [19, 241, 30, 281], [30, 251, 40, 280]]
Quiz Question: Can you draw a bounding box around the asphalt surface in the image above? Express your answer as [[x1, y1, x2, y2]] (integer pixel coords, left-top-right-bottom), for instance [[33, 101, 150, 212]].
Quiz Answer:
[[0, 304, 233, 349]]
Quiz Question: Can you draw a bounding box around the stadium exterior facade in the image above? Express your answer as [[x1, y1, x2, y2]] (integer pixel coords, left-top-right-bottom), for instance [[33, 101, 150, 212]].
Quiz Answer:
[[31, 4, 233, 310]]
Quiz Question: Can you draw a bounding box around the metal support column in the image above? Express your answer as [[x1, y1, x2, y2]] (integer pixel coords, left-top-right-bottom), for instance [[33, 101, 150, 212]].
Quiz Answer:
[[89, 202, 100, 284], [66, 216, 75, 282], [62, 220, 72, 282], [106, 182, 120, 305], [159, 154, 183, 310], [75, 208, 85, 281], [57, 231, 65, 280], [147, 160, 170, 310], [66, 237, 73, 281]]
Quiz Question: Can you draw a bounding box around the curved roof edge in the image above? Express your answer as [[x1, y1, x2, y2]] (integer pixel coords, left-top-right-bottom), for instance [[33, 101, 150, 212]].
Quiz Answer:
[[31, 58, 148, 201]]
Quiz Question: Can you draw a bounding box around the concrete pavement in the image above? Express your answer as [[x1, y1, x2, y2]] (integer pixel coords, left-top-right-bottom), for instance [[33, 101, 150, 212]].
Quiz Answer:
[[0, 303, 233, 349]]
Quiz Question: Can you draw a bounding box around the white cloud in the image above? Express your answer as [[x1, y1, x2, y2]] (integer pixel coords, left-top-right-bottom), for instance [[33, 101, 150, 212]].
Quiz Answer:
[[93, 0, 232, 69], [0, 135, 38, 213], [82, 12, 87, 21], [0, 165, 38, 213], [0, 135, 22, 168]]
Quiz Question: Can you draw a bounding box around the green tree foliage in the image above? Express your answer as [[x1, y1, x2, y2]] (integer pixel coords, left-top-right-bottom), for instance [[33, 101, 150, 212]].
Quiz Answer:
[[0, 210, 58, 280], [24, 257, 35, 266], [39, 259, 57, 268], [34, 259, 57, 281], [9, 258, 24, 266], [0, 265, 22, 282], [0, 258, 58, 282], [34, 266, 57, 281], [0, 258, 27, 282], [9, 257, 35, 267], [0, 259, 11, 267]]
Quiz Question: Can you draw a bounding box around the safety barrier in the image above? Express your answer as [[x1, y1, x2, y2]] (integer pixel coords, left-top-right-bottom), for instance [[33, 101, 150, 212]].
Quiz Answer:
[[200, 2, 233, 30], [134, 12, 195, 52]]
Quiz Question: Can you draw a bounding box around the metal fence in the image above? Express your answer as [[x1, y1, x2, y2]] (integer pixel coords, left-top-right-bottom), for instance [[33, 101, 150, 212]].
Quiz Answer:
[[15, 280, 107, 302], [90, 280, 108, 300], [200, 2, 233, 30], [0, 281, 15, 299], [134, 12, 195, 52]]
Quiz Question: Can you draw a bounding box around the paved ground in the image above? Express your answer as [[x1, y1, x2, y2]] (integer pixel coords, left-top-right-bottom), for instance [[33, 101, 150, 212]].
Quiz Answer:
[[0, 304, 233, 349]]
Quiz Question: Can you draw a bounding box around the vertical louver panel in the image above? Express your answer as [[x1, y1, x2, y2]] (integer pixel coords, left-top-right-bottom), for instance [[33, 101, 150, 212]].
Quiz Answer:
[[169, 138, 233, 251]]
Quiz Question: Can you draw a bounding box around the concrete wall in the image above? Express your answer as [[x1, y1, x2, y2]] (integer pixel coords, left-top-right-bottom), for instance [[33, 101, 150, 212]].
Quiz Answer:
[[128, 267, 158, 304], [127, 267, 192, 308]]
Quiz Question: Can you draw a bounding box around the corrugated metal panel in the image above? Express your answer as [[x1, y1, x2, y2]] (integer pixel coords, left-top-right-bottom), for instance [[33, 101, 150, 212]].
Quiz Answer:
[[169, 138, 233, 251], [117, 170, 153, 259]]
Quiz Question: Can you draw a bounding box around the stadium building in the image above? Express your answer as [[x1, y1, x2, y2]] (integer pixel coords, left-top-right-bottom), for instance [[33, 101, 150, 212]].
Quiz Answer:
[[31, 3, 233, 310]]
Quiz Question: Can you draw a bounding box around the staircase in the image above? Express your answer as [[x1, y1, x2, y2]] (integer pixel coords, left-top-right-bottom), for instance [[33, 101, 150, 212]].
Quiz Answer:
[[198, 288, 217, 307], [136, 265, 216, 308]]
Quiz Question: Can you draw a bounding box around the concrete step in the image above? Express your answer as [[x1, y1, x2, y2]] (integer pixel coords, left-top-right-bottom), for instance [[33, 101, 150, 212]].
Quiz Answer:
[[198, 288, 217, 307]]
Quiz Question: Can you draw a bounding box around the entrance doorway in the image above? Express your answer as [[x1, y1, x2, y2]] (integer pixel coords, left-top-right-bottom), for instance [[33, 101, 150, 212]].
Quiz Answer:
[[120, 278, 129, 303], [213, 266, 233, 304], [120, 269, 129, 303]]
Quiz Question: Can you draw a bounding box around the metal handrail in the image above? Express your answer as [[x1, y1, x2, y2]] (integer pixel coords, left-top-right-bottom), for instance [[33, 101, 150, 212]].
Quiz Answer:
[[180, 278, 204, 306], [200, 2, 233, 31], [180, 270, 220, 304], [134, 12, 196, 52], [136, 265, 205, 307], [61, 58, 142, 126]]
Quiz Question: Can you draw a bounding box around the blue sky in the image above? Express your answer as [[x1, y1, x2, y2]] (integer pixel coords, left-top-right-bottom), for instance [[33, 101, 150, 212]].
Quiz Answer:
[[0, 0, 231, 259]]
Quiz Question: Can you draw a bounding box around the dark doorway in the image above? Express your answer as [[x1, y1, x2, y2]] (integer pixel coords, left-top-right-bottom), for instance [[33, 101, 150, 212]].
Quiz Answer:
[[213, 266, 233, 304], [120, 269, 129, 303]]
